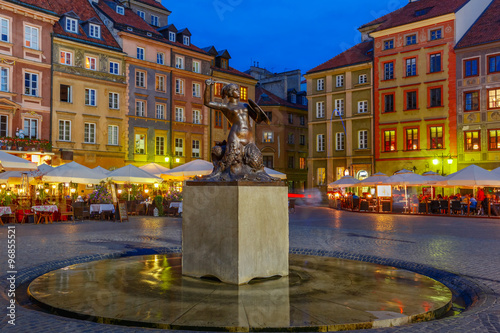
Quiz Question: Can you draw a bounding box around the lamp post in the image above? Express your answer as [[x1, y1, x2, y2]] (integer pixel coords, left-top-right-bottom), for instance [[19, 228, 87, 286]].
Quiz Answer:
[[432, 153, 453, 176]]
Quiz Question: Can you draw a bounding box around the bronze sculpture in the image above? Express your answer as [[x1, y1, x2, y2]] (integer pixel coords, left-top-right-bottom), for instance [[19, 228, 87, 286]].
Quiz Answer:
[[202, 79, 278, 182]]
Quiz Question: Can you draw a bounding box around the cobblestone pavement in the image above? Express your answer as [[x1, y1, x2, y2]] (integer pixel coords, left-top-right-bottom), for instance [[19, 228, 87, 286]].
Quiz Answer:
[[0, 207, 499, 332]]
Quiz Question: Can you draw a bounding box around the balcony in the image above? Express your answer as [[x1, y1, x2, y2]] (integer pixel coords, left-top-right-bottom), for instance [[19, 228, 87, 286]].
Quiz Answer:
[[0, 137, 52, 153]]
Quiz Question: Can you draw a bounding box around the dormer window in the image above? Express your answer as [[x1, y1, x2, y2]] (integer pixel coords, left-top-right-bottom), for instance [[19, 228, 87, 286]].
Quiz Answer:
[[137, 10, 145, 20], [66, 18, 78, 33], [151, 15, 159, 27], [291, 94, 296, 103], [183, 36, 190, 46], [89, 24, 100, 39], [116, 5, 124, 15], [221, 58, 228, 69], [127, 27, 133, 32], [169, 31, 175, 42]]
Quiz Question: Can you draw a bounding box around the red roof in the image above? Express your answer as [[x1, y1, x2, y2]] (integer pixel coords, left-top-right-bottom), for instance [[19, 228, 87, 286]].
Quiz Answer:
[[360, 0, 470, 32], [212, 66, 256, 80], [133, 0, 170, 12], [49, 0, 121, 50], [255, 87, 307, 111], [307, 41, 373, 74], [456, 0, 500, 49]]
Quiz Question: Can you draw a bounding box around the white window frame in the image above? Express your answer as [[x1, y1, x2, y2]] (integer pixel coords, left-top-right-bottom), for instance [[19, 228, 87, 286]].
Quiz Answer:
[[108, 125, 118, 145], [58, 120, 71, 142], [85, 88, 97, 106], [116, 5, 125, 15], [137, 10, 145, 19], [0, 115, 8, 137], [317, 78, 324, 91], [156, 103, 165, 119], [175, 138, 183, 156], [24, 25, 39, 50], [316, 134, 325, 152], [151, 15, 159, 26], [157, 52, 164, 65], [0, 67, 9, 92], [175, 79, 184, 94], [155, 136, 165, 155], [109, 61, 119, 75], [192, 139, 200, 157], [263, 131, 274, 143], [336, 132, 345, 151], [175, 107, 184, 122], [175, 56, 184, 69], [359, 74, 367, 84], [136, 100, 145, 117], [109, 92, 119, 109], [1, 17, 9, 42], [169, 31, 176, 42], [135, 133, 146, 154], [192, 60, 201, 73], [316, 101, 325, 118], [24, 72, 38, 96], [335, 99, 344, 115], [358, 100, 368, 113], [66, 17, 78, 33], [60, 51, 72, 65], [358, 130, 368, 149], [137, 47, 144, 60], [336, 75, 344, 87], [192, 83, 201, 97], [84, 122, 96, 144], [85, 56, 97, 70], [89, 24, 100, 39], [156, 74, 165, 92], [135, 70, 146, 88], [193, 110, 201, 124], [183, 36, 190, 46], [23, 118, 38, 139], [60, 84, 72, 103]]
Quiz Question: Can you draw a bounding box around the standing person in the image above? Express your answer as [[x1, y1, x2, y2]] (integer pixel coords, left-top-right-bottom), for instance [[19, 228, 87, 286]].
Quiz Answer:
[[477, 187, 486, 215]]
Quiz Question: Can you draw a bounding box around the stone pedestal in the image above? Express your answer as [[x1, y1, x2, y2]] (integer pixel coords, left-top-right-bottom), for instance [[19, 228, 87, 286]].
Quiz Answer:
[[182, 181, 289, 285]]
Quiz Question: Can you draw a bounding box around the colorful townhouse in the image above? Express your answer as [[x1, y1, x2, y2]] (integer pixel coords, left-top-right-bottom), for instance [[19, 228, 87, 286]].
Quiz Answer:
[[361, 0, 492, 176], [305, 41, 374, 191], [255, 87, 308, 191], [0, 0, 58, 165], [50, 0, 128, 168], [455, 0, 500, 170]]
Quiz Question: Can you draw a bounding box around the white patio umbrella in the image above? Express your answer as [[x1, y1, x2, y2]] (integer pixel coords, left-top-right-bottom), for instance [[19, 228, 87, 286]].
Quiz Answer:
[[93, 166, 110, 175], [162, 159, 214, 179], [441, 164, 500, 187], [0, 151, 37, 171], [139, 163, 170, 177], [386, 170, 432, 206], [264, 167, 286, 180], [422, 171, 447, 181], [357, 172, 389, 186], [42, 161, 105, 184], [0, 163, 53, 184], [328, 176, 360, 188], [106, 164, 161, 184]]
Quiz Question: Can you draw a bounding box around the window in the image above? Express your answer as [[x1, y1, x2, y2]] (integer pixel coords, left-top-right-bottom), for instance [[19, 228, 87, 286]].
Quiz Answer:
[[175, 107, 184, 122], [156, 104, 165, 119], [359, 74, 367, 84], [336, 132, 344, 151], [156, 52, 164, 65], [288, 113, 293, 124], [465, 131, 480, 151], [84, 123, 96, 144], [169, 31, 176, 42], [302, 96, 308, 105], [1, 17, 9, 42], [288, 156, 294, 169], [66, 18, 78, 33], [316, 101, 325, 118], [358, 130, 368, 149], [291, 94, 296, 103], [220, 58, 228, 69], [60, 84, 71, 102], [299, 157, 305, 169], [151, 15, 159, 26], [488, 54, 500, 74], [175, 56, 184, 69], [0, 115, 7, 137], [406, 91, 417, 110], [24, 25, 39, 49], [429, 87, 442, 107], [183, 36, 190, 46], [0, 67, 8, 92], [85, 56, 97, 70], [430, 29, 442, 40], [335, 99, 344, 116], [384, 93, 394, 112], [109, 92, 119, 109], [215, 110, 222, 128], [406, 128, 418, 150], [135, 134, 145, 154], [263, 156, 273, 168], [288, 133, 294, 144], [358, 101, 368, 113], [317, 168, 326, 185], [137, 10, 145, 20], [193, 83, 201, 97], [263, 131, 274, 143], [24, 72, 38, 96], [193, 110, 201, 124], [489, 130, 500, 150], [85, 88, 96, 106], [58, 120, 71, 141], [300, 115, 305, 126], [24, 118, 38, 139], [108, 125, 118, 145], [265, 111, 272, 122], [429, 53, 442, 73], [175, 79, 184, 94], [175, 138, 183, 156], [429, 126, 443, 149], [192, 60, 201, 73], [149, 136, 164, 156], [156, 75, 165, 92], [488, 89, 500, 109], [116, 5, 124, 15], [136, 71, 145, 87], [336, 75, 344, 87], [464, 91, 479, 111], [406, 34, 417, 45], [384, 62, 394, 80], [383, 130, 396, 152], [406, 58, 416, 77], [109, 61, 119, 75], [317, 78, 324, 91], [214, 83, 223, 97], [136, 47, 144, 60], [464, 58, 479, 77], [89, 24, 100, 39], [383, 39, 394, 50], [135, 100, 145, 117], [240, 86, 248, 101], [300, 135, 306, 145], [192, 140, 200, 157], [317, 134, 325, 152]]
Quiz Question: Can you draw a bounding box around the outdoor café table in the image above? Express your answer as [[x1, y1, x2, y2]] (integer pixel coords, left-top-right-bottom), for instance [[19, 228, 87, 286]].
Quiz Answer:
[[31, 205, 58, 224], [0, 206, 11, 225], [90, 204, 115, 220], [169, 202, 183, 214]]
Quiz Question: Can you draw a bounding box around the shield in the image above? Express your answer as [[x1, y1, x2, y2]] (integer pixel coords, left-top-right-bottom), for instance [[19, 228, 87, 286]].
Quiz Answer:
[[247, 99, 270, 124]]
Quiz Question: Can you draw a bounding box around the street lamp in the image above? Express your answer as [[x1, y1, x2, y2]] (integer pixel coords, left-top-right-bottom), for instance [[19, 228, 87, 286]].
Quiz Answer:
[[432, 153, 453, 175]]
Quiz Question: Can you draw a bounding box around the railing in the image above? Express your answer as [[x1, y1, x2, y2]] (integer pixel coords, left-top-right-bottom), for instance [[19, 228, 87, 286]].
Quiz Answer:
[[0, 137, 52, 152]]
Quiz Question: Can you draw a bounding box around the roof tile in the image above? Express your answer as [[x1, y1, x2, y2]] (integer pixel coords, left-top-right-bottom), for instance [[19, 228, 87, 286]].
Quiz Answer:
[[456, 0, 500, 49], [212, 66, 256, 80], [255, 86, 307, 110], [307, 41, 373, 74]]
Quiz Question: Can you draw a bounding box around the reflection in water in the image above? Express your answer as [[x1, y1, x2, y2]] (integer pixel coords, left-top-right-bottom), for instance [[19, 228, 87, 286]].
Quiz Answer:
[[29, 254, 452, 331]]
